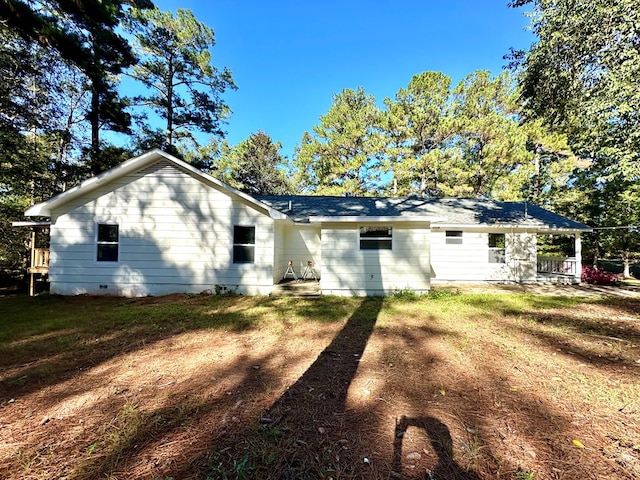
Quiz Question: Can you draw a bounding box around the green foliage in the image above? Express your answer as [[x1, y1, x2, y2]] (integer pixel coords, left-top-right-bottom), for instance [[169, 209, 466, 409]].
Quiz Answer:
[[550, 153, 640, 270], [126, 7, 236, 150], [390, 287, 421, 301], [1, 0, 155, 173], [293, 87, 386, 195], [517, 119, 576, 204], [0, 195, 30, 285], [382, 71, 455, 196], [293, 72, 575, 202], [427, 288, 461, 300], [0, 0, 152, 81], [515, 470, 535, 480], [450, 71, 527, 199], [215, 131, 291, 195], [509, 0, 640, 180]]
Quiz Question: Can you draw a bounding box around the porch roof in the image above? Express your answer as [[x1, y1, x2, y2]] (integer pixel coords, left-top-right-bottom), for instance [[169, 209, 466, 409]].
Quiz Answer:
[[254, 195, 592, 231]]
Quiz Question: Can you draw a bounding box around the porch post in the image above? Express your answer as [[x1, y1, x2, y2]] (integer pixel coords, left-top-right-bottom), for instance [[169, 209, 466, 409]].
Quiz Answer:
[[574, 233, 582, 282], [29, 230, 36, 297]]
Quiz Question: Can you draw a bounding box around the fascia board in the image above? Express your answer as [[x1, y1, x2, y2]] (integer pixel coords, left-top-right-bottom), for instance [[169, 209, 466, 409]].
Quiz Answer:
[[11, 221, 52, 227], [308, 215, 446, 223], [432, 223, 593, 233]]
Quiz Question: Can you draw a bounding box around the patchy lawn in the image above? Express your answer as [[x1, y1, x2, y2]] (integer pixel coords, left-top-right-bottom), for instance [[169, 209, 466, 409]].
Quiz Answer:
[[0, 292, 639, 480]]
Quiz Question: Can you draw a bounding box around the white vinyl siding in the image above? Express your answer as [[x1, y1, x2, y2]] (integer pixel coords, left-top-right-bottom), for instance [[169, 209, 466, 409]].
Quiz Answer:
[[320, 223, 430, 296], [430, 229, 537, 283], [48, 161, 275, 296], [275, 224, 321, 281], [96, 223, 119, 262], [488, 233, 506, 263]]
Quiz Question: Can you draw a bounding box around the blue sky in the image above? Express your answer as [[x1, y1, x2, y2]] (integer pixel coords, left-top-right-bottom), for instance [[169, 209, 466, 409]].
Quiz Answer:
[[152, 1, 535, 159]]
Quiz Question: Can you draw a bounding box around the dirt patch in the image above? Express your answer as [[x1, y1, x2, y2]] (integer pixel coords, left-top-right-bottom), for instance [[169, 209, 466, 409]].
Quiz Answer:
[[0, 294, 639, 479]]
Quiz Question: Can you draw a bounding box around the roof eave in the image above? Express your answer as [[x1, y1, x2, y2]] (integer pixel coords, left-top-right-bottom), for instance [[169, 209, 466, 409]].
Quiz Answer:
[[12, 221, 52, 227], [308, 215, 446, 223], [432, 222, 592, 233]]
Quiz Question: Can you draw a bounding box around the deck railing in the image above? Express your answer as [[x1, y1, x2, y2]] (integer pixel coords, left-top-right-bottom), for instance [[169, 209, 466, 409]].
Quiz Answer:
[[30, 248, 50, 271], [536, 256, 577, 276]]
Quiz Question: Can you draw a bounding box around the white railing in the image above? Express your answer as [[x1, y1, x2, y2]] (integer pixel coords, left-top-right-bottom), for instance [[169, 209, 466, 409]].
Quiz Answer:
[[537, 256, 577, 276]]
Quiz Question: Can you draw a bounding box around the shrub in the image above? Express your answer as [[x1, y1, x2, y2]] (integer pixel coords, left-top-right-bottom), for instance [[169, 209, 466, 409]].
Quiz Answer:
[[391, 287, 420, 300], [581, 265, 620, 286], [428, 288, 461, 299]]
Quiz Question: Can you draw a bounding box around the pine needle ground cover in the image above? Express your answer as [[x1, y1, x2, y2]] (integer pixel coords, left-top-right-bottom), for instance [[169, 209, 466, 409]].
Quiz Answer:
[[0, 292, 638, 479]]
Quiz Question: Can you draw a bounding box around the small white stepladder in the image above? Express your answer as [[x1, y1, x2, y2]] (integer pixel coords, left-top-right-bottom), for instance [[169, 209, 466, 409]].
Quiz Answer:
[[283, 260, 297, 280], [301, 260, 317, 281]]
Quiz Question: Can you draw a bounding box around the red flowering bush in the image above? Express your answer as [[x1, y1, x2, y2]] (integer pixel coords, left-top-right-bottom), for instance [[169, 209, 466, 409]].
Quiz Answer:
[[581, 265, 620, 285]]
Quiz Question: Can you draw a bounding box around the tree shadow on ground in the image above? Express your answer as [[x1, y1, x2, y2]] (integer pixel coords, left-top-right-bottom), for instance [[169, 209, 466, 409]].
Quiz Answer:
[[203, 296, 384, 479], [0, 294, 353, 407]]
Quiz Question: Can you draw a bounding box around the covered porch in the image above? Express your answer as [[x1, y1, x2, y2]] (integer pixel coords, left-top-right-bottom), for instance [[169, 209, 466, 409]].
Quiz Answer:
[[535, 232, 583, 283]]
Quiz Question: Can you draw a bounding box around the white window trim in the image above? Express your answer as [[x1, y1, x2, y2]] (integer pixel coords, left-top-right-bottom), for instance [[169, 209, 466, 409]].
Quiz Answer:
[[233, 225, 256, 264], [445, 230, 463, 245], [359, 226, 393, 252], [488, 233, 506, 264], [95, 222, 120, 265]]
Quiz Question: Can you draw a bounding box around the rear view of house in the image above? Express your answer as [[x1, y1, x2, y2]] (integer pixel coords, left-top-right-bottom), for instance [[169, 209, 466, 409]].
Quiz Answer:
[[22, 150, 591, 296]]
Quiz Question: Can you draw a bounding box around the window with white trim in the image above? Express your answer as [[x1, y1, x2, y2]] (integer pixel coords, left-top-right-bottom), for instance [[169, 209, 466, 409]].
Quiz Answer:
[[97, 224, 119, 262], [359, 226, 392, 250], [233, 226, 255, 263], [445, 230, 463, 244], [488, 233, 506, 263]]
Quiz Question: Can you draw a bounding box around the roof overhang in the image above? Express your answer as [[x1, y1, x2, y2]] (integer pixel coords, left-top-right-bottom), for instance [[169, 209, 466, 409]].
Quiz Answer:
[[24, 149, 288, 220], [308, 215, 447, 223], [11, 221, 51, 228], [431, 223, 592, 234]]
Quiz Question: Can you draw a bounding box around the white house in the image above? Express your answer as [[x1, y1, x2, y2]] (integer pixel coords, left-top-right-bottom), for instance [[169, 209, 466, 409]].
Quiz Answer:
[[22, 150, 591, 297]]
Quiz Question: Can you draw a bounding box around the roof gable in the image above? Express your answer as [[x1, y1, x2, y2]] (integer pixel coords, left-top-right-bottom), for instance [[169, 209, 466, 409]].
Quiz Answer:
[[25, 150, 287, 220]]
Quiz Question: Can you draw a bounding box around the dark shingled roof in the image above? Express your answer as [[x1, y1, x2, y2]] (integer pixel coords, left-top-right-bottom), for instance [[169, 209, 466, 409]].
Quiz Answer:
[[254, 195, 591, 230]]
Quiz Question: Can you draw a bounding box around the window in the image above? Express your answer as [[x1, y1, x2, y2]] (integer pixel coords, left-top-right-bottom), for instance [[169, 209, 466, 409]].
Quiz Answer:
[[97, 224, 119, 262], [233, 226, 255, 263], [488, 233, 506, 263], [360, 226, 392, 250], [445, 230, 463, 244]]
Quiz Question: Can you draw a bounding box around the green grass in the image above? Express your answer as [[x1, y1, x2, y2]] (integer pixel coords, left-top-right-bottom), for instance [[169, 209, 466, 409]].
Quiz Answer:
[[2, 290, 636, 480], [0, 291, 589, 390], [0, 291, 586, 340]]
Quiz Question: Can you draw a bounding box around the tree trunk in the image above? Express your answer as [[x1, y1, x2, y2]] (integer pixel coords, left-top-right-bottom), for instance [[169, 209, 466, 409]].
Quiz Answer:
[[89, 85, 100, 175], [532, 150, 541, 203], [622, 251, 631, 278], [165, 57, 174, 150]]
